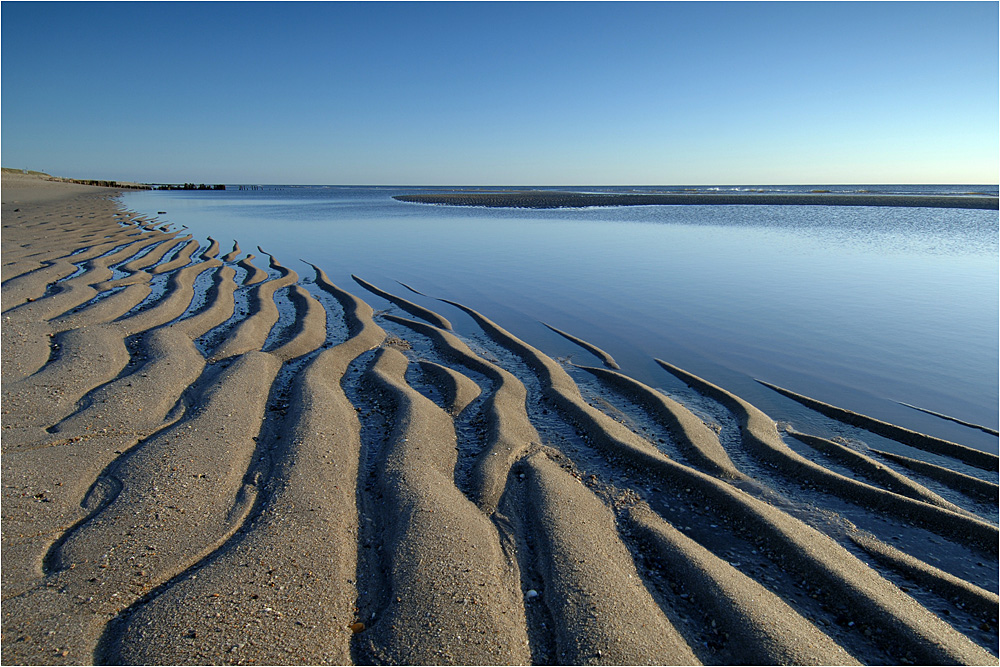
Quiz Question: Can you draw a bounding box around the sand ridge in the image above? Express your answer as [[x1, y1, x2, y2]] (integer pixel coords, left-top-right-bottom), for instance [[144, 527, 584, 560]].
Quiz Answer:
[[2, 174, 997, 665], [394, 190, 1000, 210]]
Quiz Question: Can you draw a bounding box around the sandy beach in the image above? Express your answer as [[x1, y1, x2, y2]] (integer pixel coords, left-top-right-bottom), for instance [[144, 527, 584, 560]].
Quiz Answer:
[[2, 173, 997, 665]]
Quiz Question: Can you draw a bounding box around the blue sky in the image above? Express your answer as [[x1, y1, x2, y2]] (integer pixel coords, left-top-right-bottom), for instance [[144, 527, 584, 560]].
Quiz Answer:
[[2, 1, 997, 185]]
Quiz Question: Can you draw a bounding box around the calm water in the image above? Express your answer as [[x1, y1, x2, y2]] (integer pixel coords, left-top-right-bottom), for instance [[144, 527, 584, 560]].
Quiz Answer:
[[122, 185, 1000, 453]]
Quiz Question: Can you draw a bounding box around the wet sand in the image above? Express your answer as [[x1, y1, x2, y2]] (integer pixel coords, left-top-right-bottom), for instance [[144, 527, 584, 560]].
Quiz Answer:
[[394, 190, 1000, 210], [2, 174, 997, 665]]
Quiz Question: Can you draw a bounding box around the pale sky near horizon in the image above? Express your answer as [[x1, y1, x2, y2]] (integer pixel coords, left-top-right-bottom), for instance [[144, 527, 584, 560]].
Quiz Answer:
[[2, 1, 997, 185]]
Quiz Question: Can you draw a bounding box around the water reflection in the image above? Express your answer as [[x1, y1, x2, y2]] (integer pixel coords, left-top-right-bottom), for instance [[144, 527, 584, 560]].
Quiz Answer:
[[122, 188, 999, 452]]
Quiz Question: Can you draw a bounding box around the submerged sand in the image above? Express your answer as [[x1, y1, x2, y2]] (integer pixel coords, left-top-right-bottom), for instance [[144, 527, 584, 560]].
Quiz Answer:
[[2, 174, 997, 665]]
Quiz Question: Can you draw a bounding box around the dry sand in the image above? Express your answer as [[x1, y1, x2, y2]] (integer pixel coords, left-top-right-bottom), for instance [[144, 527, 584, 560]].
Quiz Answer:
[[2, 173, 997, 665]]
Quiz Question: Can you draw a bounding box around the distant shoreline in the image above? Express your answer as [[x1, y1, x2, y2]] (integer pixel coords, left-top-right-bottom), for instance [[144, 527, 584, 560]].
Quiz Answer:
[[0, 167, 150, 190], [394, 190, 999, 210]]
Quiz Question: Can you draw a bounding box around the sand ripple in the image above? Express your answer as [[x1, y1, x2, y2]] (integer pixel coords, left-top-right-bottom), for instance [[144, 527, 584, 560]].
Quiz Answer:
[[2, 181, 996, 665]]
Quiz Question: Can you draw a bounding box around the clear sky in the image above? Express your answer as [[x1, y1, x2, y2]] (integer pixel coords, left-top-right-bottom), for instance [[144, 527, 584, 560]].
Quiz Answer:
[[2, 1, 997, 185]]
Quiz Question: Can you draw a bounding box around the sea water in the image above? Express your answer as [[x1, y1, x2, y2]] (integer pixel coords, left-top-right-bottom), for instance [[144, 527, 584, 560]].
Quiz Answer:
[[122, 185, 999, 454]]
